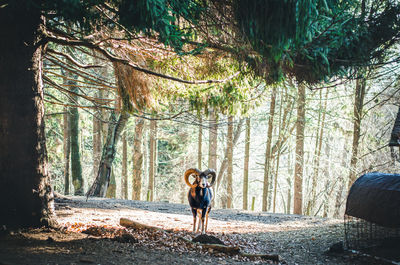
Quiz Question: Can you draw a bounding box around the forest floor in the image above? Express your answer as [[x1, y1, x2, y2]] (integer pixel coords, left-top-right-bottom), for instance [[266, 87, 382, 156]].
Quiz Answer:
[[0, 196, 394, 265]]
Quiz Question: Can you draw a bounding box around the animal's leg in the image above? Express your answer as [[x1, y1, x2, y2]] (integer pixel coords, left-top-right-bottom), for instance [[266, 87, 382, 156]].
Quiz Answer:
[[196, 209, 202, 233], [191, 208, 197, 232], [204, 207, 211, 233], [200, 208, 208, 234]]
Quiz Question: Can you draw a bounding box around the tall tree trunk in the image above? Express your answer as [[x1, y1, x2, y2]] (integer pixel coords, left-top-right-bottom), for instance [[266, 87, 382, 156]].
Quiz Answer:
[[293, 83, 306, 215], [322, 135, 332, 217], [272, 140, 282, 213], [0, 6, 55, 227], [348, 78, 366, 188], [121, 132, 128, 199], [143, 124, 149, 197], [243, 118, 251, 210], [148, 119, 157, 201], [226, 116, 234, 208], [208, 110, 218, 171], [286, 147, 293, 214], [198, 115, 203, 169], [68, 73, 84, 195], [262, 86, 277, 211], [132, 118, 144, 200], [63, 108, 71, 195], [92, 94, 102, 185], [272, 90, 284, 213], [86, 112, 129, 197], [69, 103, 84, 195]]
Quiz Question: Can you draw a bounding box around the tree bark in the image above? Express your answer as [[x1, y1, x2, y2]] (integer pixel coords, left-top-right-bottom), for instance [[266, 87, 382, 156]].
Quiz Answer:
[[92, 93, 102, 185], [121, 132, 128, 199], [243, 118, 251, 210], [272, 94, 283, 213], [322, 135, 332, 217], [86, 111, 129, 198], [262, 86, 277, 211], [198, 115, 203, 169], [348, 78, 366, 189], [132, 118, 144, 200], [286, 147, 293, 214], [0, 6, 55, 227], [63, 107, 71, 195], [226, 116, 234, 208], [148, 119, 157, 201], [106, 169, 117, 198], [208, 110, 218, 172], [293, 83, 306, 215], [69, 74, 84, 195]]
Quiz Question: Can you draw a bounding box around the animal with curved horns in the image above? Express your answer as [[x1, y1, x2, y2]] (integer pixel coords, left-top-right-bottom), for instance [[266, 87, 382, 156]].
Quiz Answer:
[[184, 168, 216, 234]]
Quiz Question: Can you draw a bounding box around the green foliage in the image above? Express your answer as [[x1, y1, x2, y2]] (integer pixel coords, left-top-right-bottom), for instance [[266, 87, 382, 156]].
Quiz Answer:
[[118, 0, 205, 52], [236, 0, 400, 84]]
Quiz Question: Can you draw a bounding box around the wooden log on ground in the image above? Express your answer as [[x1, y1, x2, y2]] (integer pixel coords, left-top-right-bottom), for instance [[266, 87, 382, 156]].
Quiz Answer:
[[120, 218, 163, 231]]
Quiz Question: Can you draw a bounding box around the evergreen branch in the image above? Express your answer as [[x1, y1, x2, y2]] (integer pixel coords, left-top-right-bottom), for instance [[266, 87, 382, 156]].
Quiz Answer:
[[44, 33, 240, 85]]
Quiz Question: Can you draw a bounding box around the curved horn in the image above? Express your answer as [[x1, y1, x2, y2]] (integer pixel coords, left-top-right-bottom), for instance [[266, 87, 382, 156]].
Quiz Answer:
[[184, 168, 201, 187], [203, 169, 216, 186]]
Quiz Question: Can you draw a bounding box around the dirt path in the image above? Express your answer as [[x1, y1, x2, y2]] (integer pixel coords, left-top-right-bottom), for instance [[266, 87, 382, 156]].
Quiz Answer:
[[0, 196, 384, 265]]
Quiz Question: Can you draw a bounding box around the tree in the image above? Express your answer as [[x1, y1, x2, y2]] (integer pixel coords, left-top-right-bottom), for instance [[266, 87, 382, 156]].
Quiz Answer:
[[68, 71, 84, 195], [208, 110, 218, 172], [262, 86, 277, 211], [63, 107, 71, 195], [293, 83, 306, 215], [87, 111, 129, 197], [243, 117, 251, 210], [0, 7, 55, 227], [348, 77, 367, 188], [226, 116, 234, 208], [198, 115, 203, 169], [148, 119, 157, 201], [121, 132, 128, 199], [132, 118, 144, 200]]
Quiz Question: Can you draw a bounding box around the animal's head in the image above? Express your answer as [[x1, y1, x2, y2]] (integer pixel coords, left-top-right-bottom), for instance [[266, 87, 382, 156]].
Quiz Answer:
[[184, 168, 216, 188]]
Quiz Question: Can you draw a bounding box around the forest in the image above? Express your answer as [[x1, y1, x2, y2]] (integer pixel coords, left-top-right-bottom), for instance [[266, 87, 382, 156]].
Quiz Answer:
[[1, 0, 400, 264], [39, 0, 400, 218]]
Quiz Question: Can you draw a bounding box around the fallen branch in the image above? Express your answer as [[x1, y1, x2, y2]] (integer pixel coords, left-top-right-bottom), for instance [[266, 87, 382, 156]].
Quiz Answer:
[[120, 218, 165, 232], [179, 235, 240, 254]]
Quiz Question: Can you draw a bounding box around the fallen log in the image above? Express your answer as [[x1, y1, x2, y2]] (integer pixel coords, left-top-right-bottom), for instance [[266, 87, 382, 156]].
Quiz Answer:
[[120, 218, 164, 232], [179, 236, 240, 254]]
